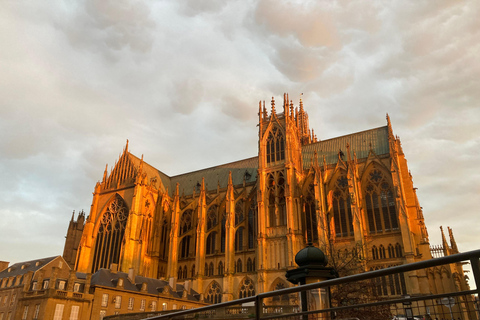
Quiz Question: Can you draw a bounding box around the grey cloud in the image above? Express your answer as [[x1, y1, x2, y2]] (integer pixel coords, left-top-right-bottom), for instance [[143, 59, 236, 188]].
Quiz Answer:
[[57, 0, 155, 56]]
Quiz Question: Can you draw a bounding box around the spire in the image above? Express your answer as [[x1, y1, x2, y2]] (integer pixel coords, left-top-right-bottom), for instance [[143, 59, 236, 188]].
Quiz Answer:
[[258, 101, 262, 121], [125, 139, 129, 153], [271, 96, 275, 115], [440, 226, 449, 256], [447, 227, 459, 254], [102, 164, 108, 183], [71, 210, 75, 222]]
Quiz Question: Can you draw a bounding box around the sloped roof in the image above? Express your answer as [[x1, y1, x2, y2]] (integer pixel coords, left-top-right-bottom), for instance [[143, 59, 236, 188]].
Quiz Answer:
[[0, 256, 61, 279], [128, 153, 171, 193], [90, 269, 200, 301], [169, 157, 258, 195], [302, 126, 389, 168], [119, 126, 389, 196]]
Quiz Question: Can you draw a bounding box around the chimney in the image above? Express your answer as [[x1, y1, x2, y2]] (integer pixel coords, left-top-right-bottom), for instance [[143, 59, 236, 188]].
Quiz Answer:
[[128, 268, 135, 283], [110, 264, 118, 273]]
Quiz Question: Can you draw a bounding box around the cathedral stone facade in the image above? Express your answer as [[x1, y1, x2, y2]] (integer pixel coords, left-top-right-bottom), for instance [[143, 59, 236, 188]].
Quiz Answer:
[[64, 94, 449, 304]]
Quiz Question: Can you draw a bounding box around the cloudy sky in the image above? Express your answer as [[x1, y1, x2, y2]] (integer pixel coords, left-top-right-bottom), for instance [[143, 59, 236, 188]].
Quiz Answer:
[[1, 0, 479, 271]]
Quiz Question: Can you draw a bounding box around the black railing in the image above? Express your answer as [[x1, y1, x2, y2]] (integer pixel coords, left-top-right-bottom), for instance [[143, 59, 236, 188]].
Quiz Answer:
[[107, 249, 480, 320]]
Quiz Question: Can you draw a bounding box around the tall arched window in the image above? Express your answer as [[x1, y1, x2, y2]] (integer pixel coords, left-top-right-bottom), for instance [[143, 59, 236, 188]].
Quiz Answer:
[[235, 200, 244, 226], [304, 183, 318, 242], [266, 127, 285, 164], [191, 265, 195, 278], [207, 205, 218, 230], [372, 246, 379, 260], [218, 261, 224, 275], [92, 195, 129, 273], [388, 244, 394, 258], [206, 282, 222, 304], [248, 198, 256, 249], [395, 243, 403, 257], [206, 232, 216, 255], [236, 259, 243, 273], [221, 213, 226, 253], [180, 236, 191, 259], [161, 219, 169, 259], [332, 175, 354, 237], [364, 169, 399, 234], [247, 258, 253, 272], [178, 267, 183, 280], [179, 210, 193, 236], [267, 171, 286, 228], [239, 278, 255, 298], [208, 262, 214, 276], [235, 227, 244, 252], [379, 245, 386, 259], [183, 266, 187, 279]]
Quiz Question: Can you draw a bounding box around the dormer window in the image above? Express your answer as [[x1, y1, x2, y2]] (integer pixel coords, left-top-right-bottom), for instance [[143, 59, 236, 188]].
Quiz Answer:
[[266, 127, 284, 164]]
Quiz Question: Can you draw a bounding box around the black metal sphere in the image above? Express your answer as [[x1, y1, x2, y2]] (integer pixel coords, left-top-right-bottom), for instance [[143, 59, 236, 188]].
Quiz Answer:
[[295, 243, 328, 267]]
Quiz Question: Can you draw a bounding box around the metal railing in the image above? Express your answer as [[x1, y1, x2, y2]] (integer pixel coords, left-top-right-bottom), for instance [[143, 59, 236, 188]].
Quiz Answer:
[[107, 249, 480, 320]]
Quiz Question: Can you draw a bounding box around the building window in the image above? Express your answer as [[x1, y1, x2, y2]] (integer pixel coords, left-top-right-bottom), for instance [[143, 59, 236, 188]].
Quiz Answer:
[[247, 258, 254, 272], [208, 262, 214, 276], [173, 304, 177, 310], [207, 205, 218, 230], [101, 294, 108, 307], [218, 261, 224, 275], [235, 200, 244, 226], [372, 246, 379, 260], [10, 294, 15, 306], [236, 259, 243, 273], [32, 281, 37, 291], [140, 299, 146, 311], [180, 235, 191, 259], [69, 306, 79, 320], [364, 170, 399, 234], [239, 278, 255, 298], [248, 199, 256, 249], [303, 181, 319, 242], [99, 310, 106, 320], [73, 283, 81, 292], [235, 227, 244, 252], [379, 245, 386, 259], [191, 264, 195, 278], [206, 281, 222, 304], [179, 210, 193, 236], [150, 301, 157, 312], [332, 175, 354, 238], [267, 171, 286, 227], [33, 305, 40, 320], [162, 303, 167, 311], [53, 304, 64, 320], [220, 215, 226, 253], [58, 280, 66, 290], [115, 295, 121, 309], [22, 306, 28, 320], [266, 127, 285, 164], [395, 243, 403, 257], [206, 232, 216, 255], [91, 195, 129, 273], [128, 297, 134, 310]]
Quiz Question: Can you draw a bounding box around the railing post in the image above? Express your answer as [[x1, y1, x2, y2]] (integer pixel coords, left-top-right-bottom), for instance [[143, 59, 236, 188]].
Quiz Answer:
[[471, 257, 480, 294], [255, 295, 262, 320]]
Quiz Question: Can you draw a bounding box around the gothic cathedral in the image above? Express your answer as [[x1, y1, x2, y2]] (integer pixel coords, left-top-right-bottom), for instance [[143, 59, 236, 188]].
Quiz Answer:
[[63, 94, 455, 304]]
